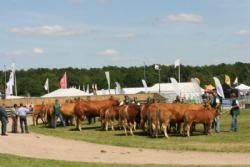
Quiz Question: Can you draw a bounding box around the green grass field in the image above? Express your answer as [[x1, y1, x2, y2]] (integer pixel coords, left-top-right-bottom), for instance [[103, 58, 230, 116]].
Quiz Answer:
[[30, 109, 250, 153]]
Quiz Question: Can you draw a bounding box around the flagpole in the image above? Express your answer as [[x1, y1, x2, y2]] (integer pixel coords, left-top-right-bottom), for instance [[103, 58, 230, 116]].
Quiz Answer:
[[14, 72, 17, 96], [178, 64, 180, 83]]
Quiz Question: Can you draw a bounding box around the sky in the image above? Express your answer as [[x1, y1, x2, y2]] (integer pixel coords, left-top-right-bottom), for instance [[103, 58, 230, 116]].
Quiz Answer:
[[1, 0, 250, 69]]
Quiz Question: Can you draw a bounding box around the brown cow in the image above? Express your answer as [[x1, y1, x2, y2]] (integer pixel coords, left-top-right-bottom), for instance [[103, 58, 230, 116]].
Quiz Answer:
[[100, 105, 121, 131], [74, 97, 120, 131], [140, 103, 152, 132], [32, 103, 47, 126], [147, 103, 208, 138], [183, 107, 219, 137], [119, 104, 140, 136]]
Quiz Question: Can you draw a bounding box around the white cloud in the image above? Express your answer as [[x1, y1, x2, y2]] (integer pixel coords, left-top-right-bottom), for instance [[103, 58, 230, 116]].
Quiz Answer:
[[98, 49, 120, 56], [32, 48, 44, 54], [117, 32, 136, 39], [167, 13, 203, 24], [236, 29, 250, 36], [9, 25, 92, 36]]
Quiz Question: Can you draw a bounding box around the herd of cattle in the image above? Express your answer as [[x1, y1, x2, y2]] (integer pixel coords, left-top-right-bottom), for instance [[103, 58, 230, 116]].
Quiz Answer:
[[32, 96, 219, 138]]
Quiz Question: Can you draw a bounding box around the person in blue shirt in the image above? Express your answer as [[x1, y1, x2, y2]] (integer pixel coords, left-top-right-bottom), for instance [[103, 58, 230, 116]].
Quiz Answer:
[[0, 105, 8, 136], [17, 103, 30, 133]]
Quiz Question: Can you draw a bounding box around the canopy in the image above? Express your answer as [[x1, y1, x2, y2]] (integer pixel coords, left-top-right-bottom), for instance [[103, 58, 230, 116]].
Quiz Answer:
[[41, 88, 90, 98], [236, 84, 250, 95]]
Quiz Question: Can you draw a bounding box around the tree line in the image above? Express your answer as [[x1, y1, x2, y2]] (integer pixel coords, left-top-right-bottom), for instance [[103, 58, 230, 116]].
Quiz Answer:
[[0, 62, 249, 97]]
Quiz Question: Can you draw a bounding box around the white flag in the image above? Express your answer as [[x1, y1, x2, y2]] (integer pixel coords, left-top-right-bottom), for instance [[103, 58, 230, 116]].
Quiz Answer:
[[82, 85, 85, 92], [213, 77, 225, 98], [141, 79, 148, 92], [170, 77, 181, 96], [5, 81, 13, 96], [105, 71, 110, 93], [86, 84, 89, 94], [174, 59, 180, 68], [8, 71, 15, 87], [44, 78, 49, 91], [115, 82, 121, 94], [233, 77, 238, 85], [154, 64, 160, 70]]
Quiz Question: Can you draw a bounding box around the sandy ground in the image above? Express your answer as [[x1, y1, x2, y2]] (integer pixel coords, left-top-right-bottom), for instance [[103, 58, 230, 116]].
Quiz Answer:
[[0, 117, 250, 165]]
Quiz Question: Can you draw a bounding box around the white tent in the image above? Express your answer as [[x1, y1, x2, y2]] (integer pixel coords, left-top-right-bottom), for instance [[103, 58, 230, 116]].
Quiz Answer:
[[236, 84, 250, 95], [5, 95, 24, 99], [41, 88, 90, 98], [149, 82, 203, 102]]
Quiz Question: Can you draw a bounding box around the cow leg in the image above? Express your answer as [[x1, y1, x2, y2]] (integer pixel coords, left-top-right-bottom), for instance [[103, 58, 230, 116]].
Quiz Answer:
[[187, 124, 191, 137], [76, 117, 81, 131], [129, 122, 134, 136], [133, 121, 136, 131], [122, 120, 128, 136], [111, 120, 114, 131], [162, 123, 169, 138], [105, 121, 109, 131]]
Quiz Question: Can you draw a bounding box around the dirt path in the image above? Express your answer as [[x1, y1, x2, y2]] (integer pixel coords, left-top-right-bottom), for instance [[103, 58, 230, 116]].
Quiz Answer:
[[1, 118, 250, 165]]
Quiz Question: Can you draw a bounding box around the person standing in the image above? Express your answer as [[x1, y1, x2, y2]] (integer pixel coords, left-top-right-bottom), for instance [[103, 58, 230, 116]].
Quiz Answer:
[[211, 91, 221, 133], [0, 105, 8, 136], [17, 103, 30, 133], [52, 99, 65, 128], [230, 93, 240, 132], [10, 104, 18, 133]]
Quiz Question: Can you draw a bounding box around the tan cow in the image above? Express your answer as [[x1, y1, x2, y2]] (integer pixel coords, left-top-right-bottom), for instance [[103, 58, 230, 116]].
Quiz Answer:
[[74, 97, 120, 131], [184, 107, 219, 137], [119, 104, 140, 136]]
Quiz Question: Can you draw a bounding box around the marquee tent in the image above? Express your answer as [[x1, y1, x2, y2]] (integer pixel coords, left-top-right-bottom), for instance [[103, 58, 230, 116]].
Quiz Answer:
[[41, 88, 90, 98], [236, 84, 250, 95]]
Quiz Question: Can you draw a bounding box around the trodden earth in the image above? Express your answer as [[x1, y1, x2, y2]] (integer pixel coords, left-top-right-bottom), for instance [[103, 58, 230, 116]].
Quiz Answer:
[[1, 117, 250, 165]]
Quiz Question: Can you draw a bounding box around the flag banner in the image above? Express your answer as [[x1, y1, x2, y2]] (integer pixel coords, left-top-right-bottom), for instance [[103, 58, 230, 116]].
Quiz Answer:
[[94, 83, 98, 91], [105, 71, 110, 93], [86, 84, 89, 94], [44, 78, 49, 91], [5, 81, 13, 96], [170, 77, 181, 96], [60, 72, 67, 89], [141, 79, 148, 92], [8, 71, 15, 86], [174, 59, 180, 68], [82, 85, 85, 92], [213, 77, 225, 98], [154, 64, 160, 70], [191, 78, 203, 102], [115, 82, 121, 94], [233, 77, 238, 85], [225, 75, 231, 86]]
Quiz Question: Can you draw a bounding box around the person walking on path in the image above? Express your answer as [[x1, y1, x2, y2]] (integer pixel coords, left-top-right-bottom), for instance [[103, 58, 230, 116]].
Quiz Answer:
[[10, 104, 18, 133], [0, 105, 8, 136], [230, 93, 240, 132], [52, 99, 65, 128], [17, 103, 30, 133]]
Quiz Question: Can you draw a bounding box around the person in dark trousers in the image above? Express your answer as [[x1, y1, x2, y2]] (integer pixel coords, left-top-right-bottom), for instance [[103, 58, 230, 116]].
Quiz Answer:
[[0, 105, 8, 136], [17, 103, 30, 133], [11, 104, 18, 133], [230, 93, 240, 132], [52, 99, 65, 128]]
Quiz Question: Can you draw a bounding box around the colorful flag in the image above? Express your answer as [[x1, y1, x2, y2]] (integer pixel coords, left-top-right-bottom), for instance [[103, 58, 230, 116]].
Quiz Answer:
[[174, 59, 180, 68], [44, 78, 49, 91], [213, 77, 225, 98], [60, 72, 67, 89], [225, 75, 231, 86]]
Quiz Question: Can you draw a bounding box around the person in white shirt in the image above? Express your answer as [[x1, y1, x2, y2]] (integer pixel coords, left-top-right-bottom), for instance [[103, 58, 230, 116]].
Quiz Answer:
[[17, 103, 30, 133]]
